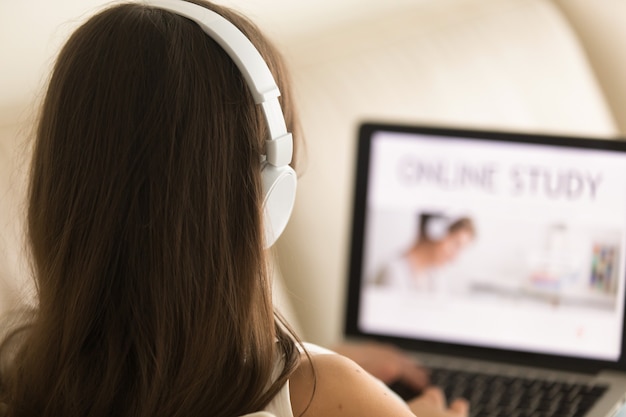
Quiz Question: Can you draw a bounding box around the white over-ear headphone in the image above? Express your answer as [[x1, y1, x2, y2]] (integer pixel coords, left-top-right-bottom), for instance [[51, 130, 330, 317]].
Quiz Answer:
[[423, 213, 465, 242], [424, 215, 450, 242], [144, 0, 297, 248]]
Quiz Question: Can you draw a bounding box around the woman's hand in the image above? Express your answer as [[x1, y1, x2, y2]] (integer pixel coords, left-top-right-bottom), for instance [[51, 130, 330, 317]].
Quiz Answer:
[[408, 387, 469, 417]]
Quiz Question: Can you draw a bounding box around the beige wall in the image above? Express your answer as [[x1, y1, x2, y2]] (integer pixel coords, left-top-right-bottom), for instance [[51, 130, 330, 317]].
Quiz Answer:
[[0, 116, 35, 313], [555, 0, 626, 135]]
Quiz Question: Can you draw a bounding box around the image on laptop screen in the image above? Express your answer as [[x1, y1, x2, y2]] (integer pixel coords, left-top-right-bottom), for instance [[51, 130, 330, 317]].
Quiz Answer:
[[347, 123, 626, 365]]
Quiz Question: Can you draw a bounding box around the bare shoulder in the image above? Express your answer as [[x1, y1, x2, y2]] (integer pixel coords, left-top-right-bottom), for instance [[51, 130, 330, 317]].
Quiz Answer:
[[289, 350, 414, 417]]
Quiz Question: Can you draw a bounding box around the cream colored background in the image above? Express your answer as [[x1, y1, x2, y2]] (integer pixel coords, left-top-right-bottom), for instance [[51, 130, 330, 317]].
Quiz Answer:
[[1, 0, 626, 348]]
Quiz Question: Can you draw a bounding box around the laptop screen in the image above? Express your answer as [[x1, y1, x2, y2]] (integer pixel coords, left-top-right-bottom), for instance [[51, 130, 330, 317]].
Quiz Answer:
[[345, 122, 626, 370]]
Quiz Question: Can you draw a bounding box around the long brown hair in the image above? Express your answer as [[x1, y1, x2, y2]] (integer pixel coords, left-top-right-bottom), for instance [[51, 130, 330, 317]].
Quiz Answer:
[[0, 1, 301, 415]]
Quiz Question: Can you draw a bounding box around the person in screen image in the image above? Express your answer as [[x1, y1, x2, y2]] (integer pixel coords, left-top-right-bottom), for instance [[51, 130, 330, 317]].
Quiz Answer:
[[377, 213, 476, 292], [0, 1, 467, 416]]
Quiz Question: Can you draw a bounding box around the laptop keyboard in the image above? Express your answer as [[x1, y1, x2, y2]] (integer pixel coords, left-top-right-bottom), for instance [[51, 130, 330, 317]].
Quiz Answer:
[[390, 367, 609, 417]]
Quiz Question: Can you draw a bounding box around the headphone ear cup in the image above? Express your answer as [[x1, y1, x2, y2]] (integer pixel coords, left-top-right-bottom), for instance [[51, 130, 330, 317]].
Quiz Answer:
[[261, 162, 297, 248], [425, 217, 449, 241]]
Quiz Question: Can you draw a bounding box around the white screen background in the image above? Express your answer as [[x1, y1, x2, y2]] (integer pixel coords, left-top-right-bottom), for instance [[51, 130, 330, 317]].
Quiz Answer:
[[360, 131, 626, 361]]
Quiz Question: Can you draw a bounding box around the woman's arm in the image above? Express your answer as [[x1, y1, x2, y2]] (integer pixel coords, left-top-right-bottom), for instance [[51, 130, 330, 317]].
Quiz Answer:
[[289, 352, 467, 417], [331, 341, 428, 390]]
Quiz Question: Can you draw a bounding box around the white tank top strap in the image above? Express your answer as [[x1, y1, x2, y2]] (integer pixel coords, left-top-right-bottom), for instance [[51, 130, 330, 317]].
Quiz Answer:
[[262, 379, 294, 417], [261, 342, 336, 416]]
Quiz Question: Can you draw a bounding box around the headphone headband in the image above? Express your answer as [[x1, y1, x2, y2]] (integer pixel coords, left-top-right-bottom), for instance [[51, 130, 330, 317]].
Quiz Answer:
[[143, 0, 293, 167]]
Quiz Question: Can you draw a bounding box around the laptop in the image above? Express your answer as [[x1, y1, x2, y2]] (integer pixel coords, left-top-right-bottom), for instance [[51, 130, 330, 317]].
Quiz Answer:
[[344, 122, 626, 417]]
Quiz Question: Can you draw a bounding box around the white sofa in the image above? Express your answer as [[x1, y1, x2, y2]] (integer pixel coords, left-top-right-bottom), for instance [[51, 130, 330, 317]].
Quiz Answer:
[[272, 0, 626, 347], [0, 0, 625, 349]]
